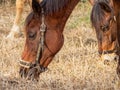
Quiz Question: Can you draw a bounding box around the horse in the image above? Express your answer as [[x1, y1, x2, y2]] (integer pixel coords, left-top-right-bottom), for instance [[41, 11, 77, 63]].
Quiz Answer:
[[7, 0, 42, 38], [19, 0, 80, 80], [91, 0, 120, 78]]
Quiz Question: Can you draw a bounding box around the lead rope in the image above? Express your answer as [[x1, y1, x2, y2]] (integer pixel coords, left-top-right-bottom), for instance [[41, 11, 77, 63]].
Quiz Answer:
[[35, 8, 46, 63], [40, 8, 46, 53]]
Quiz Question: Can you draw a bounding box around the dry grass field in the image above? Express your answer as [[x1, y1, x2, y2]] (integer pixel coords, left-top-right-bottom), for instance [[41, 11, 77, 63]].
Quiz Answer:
[[0, 1, 120, 90]]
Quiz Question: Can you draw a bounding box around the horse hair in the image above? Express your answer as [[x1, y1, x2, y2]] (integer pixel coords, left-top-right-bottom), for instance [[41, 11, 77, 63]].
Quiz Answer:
[[90, 0, 112, 30], [40, 0, 71, 14]]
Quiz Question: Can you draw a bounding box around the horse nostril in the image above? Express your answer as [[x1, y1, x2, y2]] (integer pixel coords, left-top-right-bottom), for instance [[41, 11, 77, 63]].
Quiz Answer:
[[114, 56, 119, 62]]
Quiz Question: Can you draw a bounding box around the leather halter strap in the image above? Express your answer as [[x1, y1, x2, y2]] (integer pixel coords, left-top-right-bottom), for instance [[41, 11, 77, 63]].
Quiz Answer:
[[102, 49, 116, 55], [101, 41, 119, 55], [19, 8, 47, 72], [19, 59, 32, 68]]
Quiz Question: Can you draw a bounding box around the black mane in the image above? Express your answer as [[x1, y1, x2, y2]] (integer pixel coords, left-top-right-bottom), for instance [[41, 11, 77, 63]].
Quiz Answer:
[[90, 0, 112, 30], [40, 0, 71, 14]]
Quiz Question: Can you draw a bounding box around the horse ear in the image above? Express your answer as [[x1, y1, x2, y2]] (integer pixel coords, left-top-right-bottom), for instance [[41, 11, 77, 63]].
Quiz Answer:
[[32, 0, 41, 14], [99, 2, 111, 12]]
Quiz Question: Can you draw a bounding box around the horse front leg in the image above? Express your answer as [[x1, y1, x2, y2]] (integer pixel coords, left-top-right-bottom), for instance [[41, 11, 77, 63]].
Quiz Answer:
[[7, 0, 26, 38]]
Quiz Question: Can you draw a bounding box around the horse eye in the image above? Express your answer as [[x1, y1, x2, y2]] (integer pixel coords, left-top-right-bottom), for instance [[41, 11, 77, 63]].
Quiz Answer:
[[100, 25, 109, 32], [28, 32, 36, 40]]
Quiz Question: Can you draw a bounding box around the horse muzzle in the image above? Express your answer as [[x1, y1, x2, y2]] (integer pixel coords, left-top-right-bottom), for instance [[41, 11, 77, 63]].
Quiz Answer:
[[101, 53, 119, 62], [19, 59, 47, 81]]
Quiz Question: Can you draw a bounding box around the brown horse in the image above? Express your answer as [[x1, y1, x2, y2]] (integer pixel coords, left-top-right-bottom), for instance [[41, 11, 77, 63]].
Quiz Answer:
[[91, 0, 120, 77], [19, 0, 80, 80]]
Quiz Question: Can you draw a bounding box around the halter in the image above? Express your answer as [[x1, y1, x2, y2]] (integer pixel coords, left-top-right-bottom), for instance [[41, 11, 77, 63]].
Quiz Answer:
[[100, 16, 116, 32], [19, 8, 47, 73], [102, 48, 117, 55]]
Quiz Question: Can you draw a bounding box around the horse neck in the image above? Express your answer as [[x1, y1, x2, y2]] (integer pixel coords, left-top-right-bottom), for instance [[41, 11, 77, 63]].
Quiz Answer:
[[63, 0, 80, 19], [46, 0, 80, 32], [60, 0, 80, 28]]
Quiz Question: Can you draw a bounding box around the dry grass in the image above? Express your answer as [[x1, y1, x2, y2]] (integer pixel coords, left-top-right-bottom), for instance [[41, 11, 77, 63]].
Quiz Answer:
[[0, 1, 120, 90]]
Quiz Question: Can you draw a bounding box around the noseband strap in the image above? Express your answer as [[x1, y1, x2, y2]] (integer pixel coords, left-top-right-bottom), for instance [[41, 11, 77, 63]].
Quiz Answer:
[[19, 59, 31, 68], [102, 49, 116, 55], [102, 44, 119, 55]]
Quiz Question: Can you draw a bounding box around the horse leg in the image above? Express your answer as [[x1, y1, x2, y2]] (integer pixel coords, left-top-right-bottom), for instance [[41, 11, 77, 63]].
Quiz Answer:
[[7, 0, 26, 38]]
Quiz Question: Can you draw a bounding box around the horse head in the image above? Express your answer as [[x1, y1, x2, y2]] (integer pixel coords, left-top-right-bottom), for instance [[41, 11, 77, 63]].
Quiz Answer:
[[91, 0, 119, 62]]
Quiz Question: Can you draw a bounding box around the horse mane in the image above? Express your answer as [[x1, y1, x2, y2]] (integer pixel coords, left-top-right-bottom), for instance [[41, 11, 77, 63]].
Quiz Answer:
[[25, 0, 72, 32], [40, 0, 71, 14], [90, 0, 111, 30]]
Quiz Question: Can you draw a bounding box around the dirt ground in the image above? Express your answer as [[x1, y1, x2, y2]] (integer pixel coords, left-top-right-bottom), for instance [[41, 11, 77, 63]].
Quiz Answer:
[[0, 2, 120, 90]]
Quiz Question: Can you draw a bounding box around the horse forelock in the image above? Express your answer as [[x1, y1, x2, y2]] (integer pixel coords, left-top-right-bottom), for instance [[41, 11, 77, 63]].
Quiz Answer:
[[90, 0, 112, 30]]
